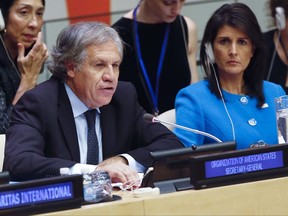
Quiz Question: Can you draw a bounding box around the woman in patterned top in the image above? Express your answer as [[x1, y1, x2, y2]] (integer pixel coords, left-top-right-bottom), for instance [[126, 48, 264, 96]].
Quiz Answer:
[[0, 0, 48, 133]]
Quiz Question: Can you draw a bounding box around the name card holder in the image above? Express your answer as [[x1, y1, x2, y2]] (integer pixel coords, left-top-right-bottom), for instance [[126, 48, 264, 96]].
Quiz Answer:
[[189, 144, 288, 189], [0, 174, 83, 215]]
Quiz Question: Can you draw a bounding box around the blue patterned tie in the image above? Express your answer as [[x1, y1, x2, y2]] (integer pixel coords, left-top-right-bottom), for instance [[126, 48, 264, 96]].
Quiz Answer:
[[84, 109, 99, 165]]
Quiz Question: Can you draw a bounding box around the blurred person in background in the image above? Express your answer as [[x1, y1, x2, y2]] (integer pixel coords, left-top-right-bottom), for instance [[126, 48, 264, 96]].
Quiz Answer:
[[263, 0, 288, 94], [0, 0, 48, 133], [112, 0, 198, 116]]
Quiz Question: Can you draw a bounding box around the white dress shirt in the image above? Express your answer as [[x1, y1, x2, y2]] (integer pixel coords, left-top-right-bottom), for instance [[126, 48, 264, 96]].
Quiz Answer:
[[64, 83, 144, 174]]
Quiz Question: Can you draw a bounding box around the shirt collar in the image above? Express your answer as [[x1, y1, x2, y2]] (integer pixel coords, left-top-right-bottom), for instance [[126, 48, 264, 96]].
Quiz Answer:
[[64, 82, 100, 118]]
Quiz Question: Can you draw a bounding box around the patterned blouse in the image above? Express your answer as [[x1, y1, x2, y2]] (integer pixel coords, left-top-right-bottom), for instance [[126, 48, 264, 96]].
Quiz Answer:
[[0, 38, 20, 134]]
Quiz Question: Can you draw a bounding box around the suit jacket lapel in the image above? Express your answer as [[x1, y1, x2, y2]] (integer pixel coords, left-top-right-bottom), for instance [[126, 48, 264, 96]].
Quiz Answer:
[[58, 83, 80, 162]]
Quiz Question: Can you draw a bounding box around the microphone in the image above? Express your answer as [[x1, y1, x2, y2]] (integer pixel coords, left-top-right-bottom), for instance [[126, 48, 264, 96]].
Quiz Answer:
[[143, 113, 222, 143]]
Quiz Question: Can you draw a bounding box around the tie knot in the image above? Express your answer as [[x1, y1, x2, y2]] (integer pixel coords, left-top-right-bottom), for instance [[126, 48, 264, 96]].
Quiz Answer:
[[84, 109, 96, 126]]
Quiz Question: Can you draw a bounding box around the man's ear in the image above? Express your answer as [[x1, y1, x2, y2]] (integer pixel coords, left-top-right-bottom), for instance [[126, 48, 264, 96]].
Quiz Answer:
[[65, 62, 75, 78]]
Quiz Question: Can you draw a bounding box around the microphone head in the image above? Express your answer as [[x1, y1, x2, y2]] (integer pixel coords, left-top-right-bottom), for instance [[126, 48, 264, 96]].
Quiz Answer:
[[143, 113, 156, 122]]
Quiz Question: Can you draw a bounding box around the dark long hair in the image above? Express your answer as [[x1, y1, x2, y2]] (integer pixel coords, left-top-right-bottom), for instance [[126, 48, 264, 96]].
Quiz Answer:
[[200, 3, 266, 108]]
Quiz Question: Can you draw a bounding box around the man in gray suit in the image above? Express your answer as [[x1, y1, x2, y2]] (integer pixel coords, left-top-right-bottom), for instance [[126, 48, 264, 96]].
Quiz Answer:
[[4, 22, 183, 185]]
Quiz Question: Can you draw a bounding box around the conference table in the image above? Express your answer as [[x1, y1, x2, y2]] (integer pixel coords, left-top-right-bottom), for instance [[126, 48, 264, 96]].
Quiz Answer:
[[42, 176, 288, 215]]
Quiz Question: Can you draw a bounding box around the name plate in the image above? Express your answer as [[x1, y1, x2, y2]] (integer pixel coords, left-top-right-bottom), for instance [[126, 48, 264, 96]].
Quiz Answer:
[[0, 174, 83, 215], [190, 144, 288, 189]]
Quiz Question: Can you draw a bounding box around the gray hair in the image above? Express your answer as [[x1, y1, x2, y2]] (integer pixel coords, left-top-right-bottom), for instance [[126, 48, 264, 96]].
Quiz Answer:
[[48, 21, 123, 78]]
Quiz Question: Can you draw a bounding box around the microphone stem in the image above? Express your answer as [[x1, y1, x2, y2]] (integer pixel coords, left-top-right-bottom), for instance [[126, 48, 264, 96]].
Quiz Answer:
[[154, 118, 222, 143]]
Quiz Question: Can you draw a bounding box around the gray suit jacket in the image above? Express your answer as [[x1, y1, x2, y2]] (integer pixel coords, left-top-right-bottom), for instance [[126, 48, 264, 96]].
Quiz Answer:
[[4, 76, 183, 181]]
